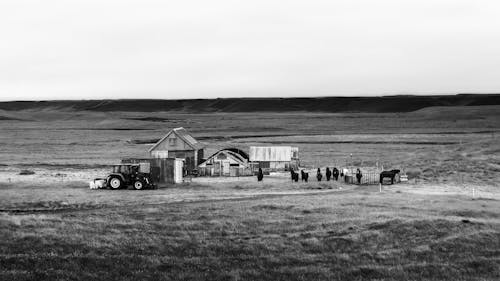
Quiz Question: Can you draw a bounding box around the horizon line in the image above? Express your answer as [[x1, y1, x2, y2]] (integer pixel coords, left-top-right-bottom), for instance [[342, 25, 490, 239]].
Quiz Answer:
[[1, 93, 499, 103]]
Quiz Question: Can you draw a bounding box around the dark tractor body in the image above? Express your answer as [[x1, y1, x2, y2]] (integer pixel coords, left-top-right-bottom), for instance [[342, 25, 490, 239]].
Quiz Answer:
[[106, 164, 156, 190]]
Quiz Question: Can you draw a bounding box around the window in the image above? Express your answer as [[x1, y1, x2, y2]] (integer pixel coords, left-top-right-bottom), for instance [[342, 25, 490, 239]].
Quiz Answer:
[[168, 137, 177, 146]]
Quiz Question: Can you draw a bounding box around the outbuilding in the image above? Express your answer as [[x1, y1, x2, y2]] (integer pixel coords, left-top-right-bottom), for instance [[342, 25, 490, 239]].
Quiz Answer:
[[121, 158, 184, 184], [249, 146, 299, 172], [198, 148, 253, 176], [149, 127, 204, 174]]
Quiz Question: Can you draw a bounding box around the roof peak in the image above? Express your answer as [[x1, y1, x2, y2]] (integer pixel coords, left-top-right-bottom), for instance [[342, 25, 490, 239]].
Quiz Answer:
[[148, 127, 204, 152]]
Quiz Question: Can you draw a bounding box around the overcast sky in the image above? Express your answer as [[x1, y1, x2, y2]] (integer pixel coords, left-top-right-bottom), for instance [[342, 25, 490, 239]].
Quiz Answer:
[[1, 0, 499, 101]]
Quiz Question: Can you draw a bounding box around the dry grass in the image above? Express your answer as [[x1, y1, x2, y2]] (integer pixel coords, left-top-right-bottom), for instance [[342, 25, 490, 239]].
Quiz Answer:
[[0, 106, 499, 280], [1, 106, 498, 184], [1, 184, 499, 281]]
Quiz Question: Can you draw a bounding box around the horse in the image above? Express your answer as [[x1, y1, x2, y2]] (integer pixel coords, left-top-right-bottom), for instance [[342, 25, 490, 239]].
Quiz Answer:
[[302, 170, 309, 182], [290, 169, 299, 182], [332, 167, 339, 181], [257, 168, 264, 181], [325, 167, 332, 181], [317, 168, 323, 182], [290, 168, 296, 182], [356, 168, 363, 184], [379, 169, 400, 184]]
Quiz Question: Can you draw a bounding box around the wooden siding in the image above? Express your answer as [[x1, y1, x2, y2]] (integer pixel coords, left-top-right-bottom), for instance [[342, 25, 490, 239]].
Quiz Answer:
[[121, 158, 183, 184]]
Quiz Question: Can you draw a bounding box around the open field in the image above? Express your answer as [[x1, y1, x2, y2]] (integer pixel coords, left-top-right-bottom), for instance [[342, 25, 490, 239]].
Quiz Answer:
[[1, 181, 499, 280], [1, 105, 499, 280]]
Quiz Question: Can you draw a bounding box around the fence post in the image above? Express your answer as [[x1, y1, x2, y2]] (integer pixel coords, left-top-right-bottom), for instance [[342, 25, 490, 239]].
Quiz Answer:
[[379, 183, 382, 192]]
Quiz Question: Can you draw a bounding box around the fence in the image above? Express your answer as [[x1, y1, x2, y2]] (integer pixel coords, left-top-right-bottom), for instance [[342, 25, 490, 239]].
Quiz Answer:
[[344, 172, 380, 185], [343, 171, 401, 185], [197, 166, 254, 177]]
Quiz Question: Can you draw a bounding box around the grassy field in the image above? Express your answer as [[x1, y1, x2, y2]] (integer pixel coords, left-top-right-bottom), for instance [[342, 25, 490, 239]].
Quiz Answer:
[[0, 105, 499, 280], [1, 182, 499, 280]]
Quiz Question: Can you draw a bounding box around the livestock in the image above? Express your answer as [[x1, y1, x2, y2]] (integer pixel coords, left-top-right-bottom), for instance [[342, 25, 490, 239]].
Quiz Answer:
[[332, 167, 339, 181], [317, 168, 323, 182], [301, 170, 309, 182], [356, 168, 362, 184], [257, 168, 264, 181], [379, 169, 400, 184], [326, 167, 332, 181], [290, 169, 299, 182]]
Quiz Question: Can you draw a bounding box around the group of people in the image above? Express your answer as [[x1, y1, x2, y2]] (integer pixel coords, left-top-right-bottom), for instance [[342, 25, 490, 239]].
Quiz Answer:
[[256, 167, 364, 184]]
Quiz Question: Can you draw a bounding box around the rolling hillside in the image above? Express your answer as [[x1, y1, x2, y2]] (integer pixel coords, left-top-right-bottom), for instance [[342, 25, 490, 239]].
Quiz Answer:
[[0, 94, 499, 113]]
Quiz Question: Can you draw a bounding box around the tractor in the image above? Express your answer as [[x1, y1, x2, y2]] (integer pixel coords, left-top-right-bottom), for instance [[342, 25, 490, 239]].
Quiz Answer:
[[105, 163, 156, 190]]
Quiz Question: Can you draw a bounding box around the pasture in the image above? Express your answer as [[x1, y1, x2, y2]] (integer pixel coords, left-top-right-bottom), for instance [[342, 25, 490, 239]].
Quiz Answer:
[[0, 105, 499, 280]]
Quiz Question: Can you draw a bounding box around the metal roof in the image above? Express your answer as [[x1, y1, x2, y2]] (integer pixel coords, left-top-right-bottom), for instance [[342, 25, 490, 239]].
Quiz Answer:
[[199, 148, 250, 167]]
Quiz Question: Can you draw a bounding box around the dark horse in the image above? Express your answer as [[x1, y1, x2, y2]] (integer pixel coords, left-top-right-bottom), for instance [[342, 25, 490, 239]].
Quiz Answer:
[[316, 168, 323, 181], [326, 167, 332, 181], [379, 169, 400, 184], [332, 167, 339, 181], [301, 170, 309, 182], [290, 168, 299, 182], [356, 168, 362, 184], [257, 168, 264, 181]]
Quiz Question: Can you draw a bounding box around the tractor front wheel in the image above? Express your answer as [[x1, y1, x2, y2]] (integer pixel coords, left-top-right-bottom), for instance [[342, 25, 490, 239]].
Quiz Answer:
[[109, 177, 122, 189], [133, 180, 144, 190]]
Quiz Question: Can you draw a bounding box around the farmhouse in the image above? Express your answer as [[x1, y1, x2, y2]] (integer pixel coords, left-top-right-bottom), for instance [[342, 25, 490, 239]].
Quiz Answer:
[[149, 127, 204, 173], [249, 146, 299, 172], [198, 148, 253, 176]]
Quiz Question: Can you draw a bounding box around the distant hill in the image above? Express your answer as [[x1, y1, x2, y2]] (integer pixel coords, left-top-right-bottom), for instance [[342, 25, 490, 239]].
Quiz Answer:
[[0, 94, 499, 113]]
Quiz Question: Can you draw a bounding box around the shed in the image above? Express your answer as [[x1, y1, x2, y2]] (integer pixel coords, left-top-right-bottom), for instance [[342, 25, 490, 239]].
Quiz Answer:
[[121, 158, 184, 184], [149, 127, 204, 174], [249, 146, 299, 172], [198, 148, 253, 176]]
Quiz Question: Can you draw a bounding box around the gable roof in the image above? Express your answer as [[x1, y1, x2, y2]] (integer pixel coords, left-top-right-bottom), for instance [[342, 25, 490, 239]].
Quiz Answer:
[[148, 127, 204, 152]]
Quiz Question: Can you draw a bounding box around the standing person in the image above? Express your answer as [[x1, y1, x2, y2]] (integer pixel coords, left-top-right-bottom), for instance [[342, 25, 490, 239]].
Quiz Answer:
[[257, 168, 264, 182], [356, 168, 362, 184], [317, 168, 323, 181], [326, 167, 332, 181]]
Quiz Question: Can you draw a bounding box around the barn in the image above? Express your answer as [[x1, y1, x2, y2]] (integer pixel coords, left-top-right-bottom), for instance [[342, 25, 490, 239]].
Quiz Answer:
[[149, 127, 204, 174], [197, 148, 253, 177], [249, 146, 299, 172]]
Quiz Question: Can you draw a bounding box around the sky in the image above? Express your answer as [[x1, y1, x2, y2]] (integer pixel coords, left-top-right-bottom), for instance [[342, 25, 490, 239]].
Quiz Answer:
[[1, 0, 499, 101]]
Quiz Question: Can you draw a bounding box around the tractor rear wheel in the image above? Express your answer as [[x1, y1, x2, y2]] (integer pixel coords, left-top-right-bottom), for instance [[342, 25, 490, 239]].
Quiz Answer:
[[109, 177, 122, 189], [133, 180, 144, 190]]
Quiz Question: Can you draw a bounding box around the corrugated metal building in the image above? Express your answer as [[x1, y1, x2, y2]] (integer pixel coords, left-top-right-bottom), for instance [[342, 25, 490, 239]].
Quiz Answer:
[[198, 148, 253, 177], [249, 146, 299, 172], [148, 127, 204, 174]]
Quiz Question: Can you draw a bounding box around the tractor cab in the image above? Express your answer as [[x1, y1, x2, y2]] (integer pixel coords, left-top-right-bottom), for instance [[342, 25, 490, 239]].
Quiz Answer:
[[112, 164, 139, 175]]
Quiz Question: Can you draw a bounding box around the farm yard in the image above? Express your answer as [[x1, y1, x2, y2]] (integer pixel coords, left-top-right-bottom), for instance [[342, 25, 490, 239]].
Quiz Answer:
[[1, 105, 500, 280]]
